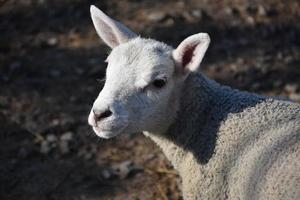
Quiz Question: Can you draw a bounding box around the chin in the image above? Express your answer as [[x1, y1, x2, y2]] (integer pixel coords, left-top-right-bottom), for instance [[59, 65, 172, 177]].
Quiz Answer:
[[92, 127, 124, 139]]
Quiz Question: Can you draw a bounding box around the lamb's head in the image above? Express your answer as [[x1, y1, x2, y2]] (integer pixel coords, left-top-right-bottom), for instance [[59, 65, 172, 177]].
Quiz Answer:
[[88, 5, 210, 138]]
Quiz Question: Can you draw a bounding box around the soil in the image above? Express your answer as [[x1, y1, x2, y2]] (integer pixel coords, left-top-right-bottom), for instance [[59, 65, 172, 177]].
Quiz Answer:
[[0, 0, 299, 200]]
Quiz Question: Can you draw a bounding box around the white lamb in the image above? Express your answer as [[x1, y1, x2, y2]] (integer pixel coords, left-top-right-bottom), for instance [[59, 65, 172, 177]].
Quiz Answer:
[[88, 5, 300, 200]]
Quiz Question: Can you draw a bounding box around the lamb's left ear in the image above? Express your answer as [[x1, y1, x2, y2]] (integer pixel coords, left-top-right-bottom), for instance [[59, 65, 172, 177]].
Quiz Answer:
[[172, 33, 210, 73], [90, 5, 137, 48]]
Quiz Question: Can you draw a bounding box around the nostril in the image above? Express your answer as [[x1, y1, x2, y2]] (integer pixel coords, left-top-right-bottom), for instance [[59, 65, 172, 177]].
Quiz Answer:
[[93, 109, 112, 121], [100, 109, 112, 119]]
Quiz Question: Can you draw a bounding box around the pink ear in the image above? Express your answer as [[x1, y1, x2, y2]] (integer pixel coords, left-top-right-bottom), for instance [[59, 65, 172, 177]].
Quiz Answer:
[[172, 33, 210, 73], [90, 5, 137, 48]]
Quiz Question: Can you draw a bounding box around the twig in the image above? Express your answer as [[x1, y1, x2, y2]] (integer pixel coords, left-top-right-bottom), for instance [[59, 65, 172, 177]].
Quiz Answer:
[[157, 184, 168, 200], [153, 167, 178, 175]]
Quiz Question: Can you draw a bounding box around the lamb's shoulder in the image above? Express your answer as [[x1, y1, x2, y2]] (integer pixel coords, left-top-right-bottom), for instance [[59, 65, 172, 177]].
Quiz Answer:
[[218, 97, 300, 141], [214, 96, 300, 164], [213, 98, 300, 199]]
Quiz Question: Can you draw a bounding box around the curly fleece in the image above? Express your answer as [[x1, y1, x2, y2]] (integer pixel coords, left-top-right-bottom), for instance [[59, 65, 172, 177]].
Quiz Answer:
[[145, 72, 300, 200]]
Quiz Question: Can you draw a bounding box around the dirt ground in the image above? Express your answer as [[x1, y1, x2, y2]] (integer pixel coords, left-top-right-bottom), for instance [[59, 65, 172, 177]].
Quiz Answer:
[[0, 0, 299, 200]]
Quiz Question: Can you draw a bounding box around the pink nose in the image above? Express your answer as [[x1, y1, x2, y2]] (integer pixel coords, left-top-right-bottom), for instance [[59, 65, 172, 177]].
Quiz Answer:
[[93, 109, 112, 121], [88, 111, 97, 127], [88, 109, 112, 127]]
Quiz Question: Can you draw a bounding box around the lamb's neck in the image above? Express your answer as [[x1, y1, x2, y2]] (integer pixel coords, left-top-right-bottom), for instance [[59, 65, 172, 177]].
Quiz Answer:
[[144, 73, 227, 171]]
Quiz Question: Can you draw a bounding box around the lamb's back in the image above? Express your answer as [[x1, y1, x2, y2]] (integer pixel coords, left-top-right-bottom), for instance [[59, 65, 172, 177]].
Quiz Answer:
[[215, 98, 300, 200], [153, 74, 300, 199]]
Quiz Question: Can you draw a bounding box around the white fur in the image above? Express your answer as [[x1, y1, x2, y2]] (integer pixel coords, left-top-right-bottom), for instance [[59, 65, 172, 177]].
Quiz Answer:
[[89, 6, 209, 138], [173, 33, 210, 73], [88, 5, 300, 199], [90, 5, 137, 48]]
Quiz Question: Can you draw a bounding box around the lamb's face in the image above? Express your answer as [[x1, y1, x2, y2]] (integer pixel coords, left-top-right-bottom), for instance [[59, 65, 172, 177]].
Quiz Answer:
[[88, 5, 210, 138], [88, 38, 178, 138]]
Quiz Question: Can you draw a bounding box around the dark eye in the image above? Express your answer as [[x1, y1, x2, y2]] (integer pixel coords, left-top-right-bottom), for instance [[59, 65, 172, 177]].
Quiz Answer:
[[152, 78, 167, 88]]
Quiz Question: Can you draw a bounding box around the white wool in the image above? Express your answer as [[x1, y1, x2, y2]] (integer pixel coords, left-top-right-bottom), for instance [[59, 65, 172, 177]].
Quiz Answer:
[[88, 5, 300, 199]]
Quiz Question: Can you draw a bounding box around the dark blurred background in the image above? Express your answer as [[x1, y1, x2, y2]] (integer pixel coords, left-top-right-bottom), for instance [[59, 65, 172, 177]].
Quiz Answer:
[[0, 0, 299, 199]]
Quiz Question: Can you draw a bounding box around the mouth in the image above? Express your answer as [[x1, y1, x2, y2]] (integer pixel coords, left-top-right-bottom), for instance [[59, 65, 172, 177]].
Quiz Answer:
[[92, 125, 127, 139]]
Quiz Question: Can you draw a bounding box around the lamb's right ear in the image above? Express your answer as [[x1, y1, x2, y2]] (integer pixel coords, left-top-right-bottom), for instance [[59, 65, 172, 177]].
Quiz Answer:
[[172, 33, 210, 74], [90, 5, 137, 48]]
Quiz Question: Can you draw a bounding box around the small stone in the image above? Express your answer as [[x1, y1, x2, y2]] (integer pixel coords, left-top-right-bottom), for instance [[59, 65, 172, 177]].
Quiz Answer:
[[229, 64, 238, 72], [182, 11, 194, 22], [46, 134, 57, 142], [289, 93, 300, 102], [147, 12, 166, 22], [111, 161, 142, 179], [112, 161, 133, 179], [245, 16, 255, 26], [276, 52, 283, 60], [61, 132, 73, 141], [258, 5, 266, 16], [101, 169, 113, 179], [191, 9, 202, 18], [284, 56, 293, 64], [40, 141, 50, 154], [224, 7, 233, 15], [51, 119, 60, 126], [84, 152, 93, 160], [59, 140, 69, 154], [47, 37, 58, 46], [78, 148, 93, 160], [164, 18, 174, 27], [284, 84, 298, 93]]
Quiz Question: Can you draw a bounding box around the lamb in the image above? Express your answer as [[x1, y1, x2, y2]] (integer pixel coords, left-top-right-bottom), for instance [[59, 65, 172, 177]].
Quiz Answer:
[[87, 5, 300, 200]]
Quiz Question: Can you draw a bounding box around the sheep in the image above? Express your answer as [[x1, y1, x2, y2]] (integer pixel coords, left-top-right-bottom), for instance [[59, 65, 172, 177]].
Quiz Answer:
[[88, 5, 300, 200]]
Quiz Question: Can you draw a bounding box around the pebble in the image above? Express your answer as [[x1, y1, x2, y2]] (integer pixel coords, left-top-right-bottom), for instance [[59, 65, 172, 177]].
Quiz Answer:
[[258, 5, 266, 16], [245, 16, 255, 26], [101, 169, 113, 179], [77, 148, 93, 160], [191, 9, 202, 18], [284, 56, 293, 64], [40, 141, 50, 154], [289, 93, 300, 102], [182, 11, 194, 22], [284, 84, 298, 93], [59, 140, 70, 154], [51, 119, 60, 126], [112, 160, 134, 179], [60, 132, 73, 141], [147, 12, 166, 22], [164, 18, 174, 27], [47, 37, 58, 46], [46, 134, 57, 142]]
